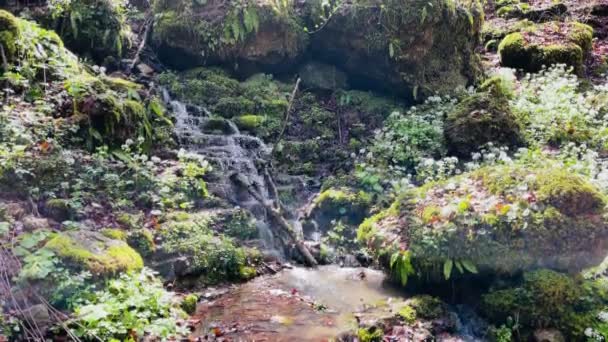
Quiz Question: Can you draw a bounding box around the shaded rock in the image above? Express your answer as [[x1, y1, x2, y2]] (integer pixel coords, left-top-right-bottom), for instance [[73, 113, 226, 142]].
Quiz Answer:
[[306, 0, 483, 98], [299, 61, 348, 90], [534, 329, 566, 342], [152, 0, 307, 71], [42, 198, 74, 222]]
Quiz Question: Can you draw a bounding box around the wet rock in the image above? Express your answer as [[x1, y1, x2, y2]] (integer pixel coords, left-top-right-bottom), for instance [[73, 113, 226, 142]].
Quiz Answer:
[[299, 61, 348, 90], [533, 329, 566, 342]]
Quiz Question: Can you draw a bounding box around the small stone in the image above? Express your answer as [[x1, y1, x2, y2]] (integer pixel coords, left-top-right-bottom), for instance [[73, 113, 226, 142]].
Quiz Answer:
[[21, 216, 50, 232], [137, 63, 154, 76]]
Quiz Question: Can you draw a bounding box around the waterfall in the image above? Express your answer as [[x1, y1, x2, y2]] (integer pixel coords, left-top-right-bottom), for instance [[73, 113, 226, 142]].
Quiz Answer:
[[165, 93, 281, 254]]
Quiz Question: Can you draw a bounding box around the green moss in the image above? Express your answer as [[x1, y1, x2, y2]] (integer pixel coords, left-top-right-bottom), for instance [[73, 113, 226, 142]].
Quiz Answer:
[[444, 92, 522, 157], [45, 231, 143, 276], [213, 97, 256, 118], [498, 22, 593, 73], [406, 295, 446, 320], [312, 188, 372, 228], [536, 170, 605, 216], [127, 229, 156, 257], [482, 269, 589, 337], [0, 10, 19, 67], [357, 327, 383, 342], [235, 115, 265, 131], [398, 305, 417, 324], [238, 266, 257, 280], [56, 0, 129, 64], [44, 198, 74, 222], [181, 294, 198, 315], [101, 228, 127, 241]]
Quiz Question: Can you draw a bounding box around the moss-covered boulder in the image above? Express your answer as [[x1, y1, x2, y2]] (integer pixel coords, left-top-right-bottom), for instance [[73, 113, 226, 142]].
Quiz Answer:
[[45, 230, 143, 276], [54, 0, 129, 64], [359, 163, 608, 280], [0, 10, 19, 69], [306, 0, 483, 98], [306, 188, 372, 232], [481, 269, 600, 339], [498, 21, 593, 73], [152, 211, 259, 284], [152, 0, 307, 70], [444, 91, 522, 157]]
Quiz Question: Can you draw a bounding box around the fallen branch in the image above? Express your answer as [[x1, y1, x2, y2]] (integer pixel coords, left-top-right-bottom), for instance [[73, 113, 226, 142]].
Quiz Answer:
[[275, 78, 301, 146], [128, 13, 153, 74], [242, 177, 318, 267]]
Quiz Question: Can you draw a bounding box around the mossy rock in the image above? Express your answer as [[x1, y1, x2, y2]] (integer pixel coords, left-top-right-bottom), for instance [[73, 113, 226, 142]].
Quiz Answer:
[[213, 97, 256, 118], [359, 163, 608, 279], [45, 230, 143, 276], [152, 0, 308, 70], [180, 294, 198, 315], [305, 0, 483, 98], [498, 21, 593, 73], [43, 198, 75, 222], [308, 188, 372, 231], [127, 229, 156, 257], [481, 269, 596, 338], [235, 114, 265, 131], [101, 228, 128, 241], [55, 0, 129, 64], [445, 91, 522, 157], [0, 10, 19, 68]]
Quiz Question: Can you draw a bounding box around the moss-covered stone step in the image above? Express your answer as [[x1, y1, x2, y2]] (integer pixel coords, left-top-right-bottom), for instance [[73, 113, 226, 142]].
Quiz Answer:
[[498, 21, 593, 73]]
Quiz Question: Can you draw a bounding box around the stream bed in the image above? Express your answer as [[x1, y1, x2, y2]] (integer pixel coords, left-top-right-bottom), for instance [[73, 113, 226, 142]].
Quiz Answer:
[[191, 265, 402, 340]]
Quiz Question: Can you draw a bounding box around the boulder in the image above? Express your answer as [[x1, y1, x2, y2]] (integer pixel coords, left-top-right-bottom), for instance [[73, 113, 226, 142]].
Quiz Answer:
[[498, 21, 593, 73], [305, 188, 372, 233], [0, 10, 19, 69], [152, 0, 308, 71], [444, 91, 522, 157], [306, 0, 483, 98], [358, 163, 608, 278], [44, 230, 143, 276]]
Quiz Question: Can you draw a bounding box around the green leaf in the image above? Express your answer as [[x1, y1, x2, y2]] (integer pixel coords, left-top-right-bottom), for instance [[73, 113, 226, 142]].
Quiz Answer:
[[443, 259, 453, 280], [390, 252, 399, 269], [455, 260, 464, 274], [461, 260, 478, 274]]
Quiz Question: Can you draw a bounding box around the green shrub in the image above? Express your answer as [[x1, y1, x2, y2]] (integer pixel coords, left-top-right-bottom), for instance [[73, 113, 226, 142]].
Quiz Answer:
[[69, 268, 188, 340]]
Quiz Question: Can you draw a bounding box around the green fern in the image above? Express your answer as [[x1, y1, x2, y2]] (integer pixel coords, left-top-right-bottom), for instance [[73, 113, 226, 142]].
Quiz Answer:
[[390, 251, 415, 286]]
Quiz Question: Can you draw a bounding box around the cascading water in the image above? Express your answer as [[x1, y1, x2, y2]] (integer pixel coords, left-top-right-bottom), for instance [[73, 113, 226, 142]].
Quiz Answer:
[[165, 93, 280, 253]]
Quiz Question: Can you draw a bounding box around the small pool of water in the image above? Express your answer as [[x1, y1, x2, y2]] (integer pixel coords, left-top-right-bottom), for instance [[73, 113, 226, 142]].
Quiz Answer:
[[191, 265, 404, 341]]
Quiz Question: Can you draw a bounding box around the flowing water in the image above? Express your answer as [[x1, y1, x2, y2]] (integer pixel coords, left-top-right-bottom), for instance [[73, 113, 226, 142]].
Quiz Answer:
[[167, 96, 279, 250], [191, 266, 401, 340], [166, 94, 487, 341]]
